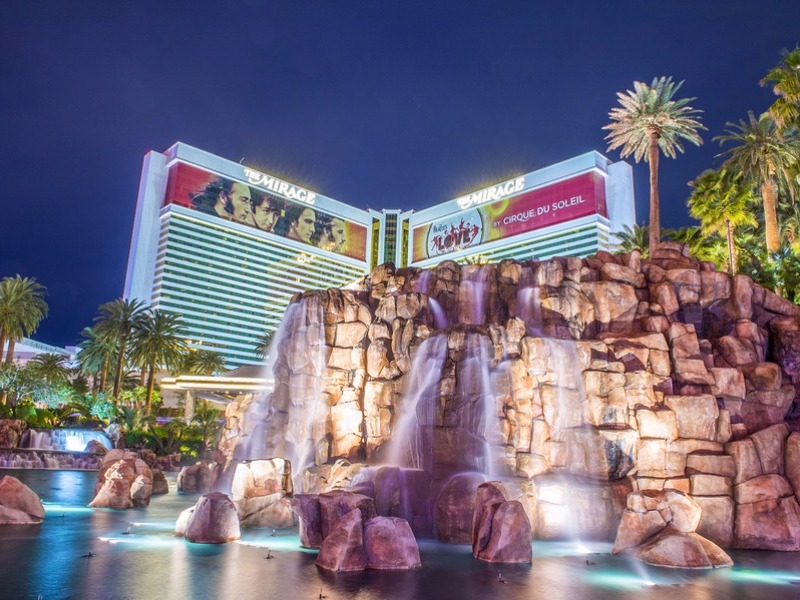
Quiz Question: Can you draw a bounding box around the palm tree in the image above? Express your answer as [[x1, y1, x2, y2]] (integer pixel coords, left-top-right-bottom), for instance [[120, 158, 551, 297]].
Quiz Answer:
[[254, 331, 274, 360], [129, 309, 188, 414], [613, 224, 650, 256], [761, 47, 800, 130], [178, 349, 228, 375], [604, 77, 706, 255], [688, 169, 758, 274], [0, 276, 48, 365], [77, 326, 116, 392], [715, 111, 800, 254], [27, 353, 71, 386], [94, 298, 146, 398]]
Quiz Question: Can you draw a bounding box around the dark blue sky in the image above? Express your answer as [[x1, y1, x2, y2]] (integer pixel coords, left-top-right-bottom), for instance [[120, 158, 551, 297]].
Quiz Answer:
[[2, 1, 799, 347]]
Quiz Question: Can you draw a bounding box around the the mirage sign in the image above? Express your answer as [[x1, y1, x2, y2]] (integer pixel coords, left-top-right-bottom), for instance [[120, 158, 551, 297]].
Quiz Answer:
[[412, 172, 607, 261]]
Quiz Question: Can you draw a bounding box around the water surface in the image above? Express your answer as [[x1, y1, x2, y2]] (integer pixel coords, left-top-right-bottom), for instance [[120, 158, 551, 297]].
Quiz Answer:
[[1, 470, 799, 600]]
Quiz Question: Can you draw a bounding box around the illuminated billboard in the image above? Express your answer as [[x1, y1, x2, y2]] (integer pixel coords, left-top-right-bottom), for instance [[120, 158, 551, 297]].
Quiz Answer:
[[412, 172, 607, 261], [164, 162, 368, 261]]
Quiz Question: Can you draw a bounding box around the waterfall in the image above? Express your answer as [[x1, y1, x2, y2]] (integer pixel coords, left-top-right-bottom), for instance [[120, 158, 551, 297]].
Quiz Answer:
[[234, 295, 326, 473], [385, 335, 448, 473], [458, 265, 489, 325], [458, 333, 501, 478]]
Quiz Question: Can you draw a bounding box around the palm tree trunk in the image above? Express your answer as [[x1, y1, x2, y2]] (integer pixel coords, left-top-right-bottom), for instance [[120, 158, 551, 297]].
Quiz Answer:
[[139, 367, 146, 387], [0, 333, 6, 363], [113, 336, 127, 397], [145, 359, 156, 416], [648, 131, 661, 255], [762, 179, 780, 253], [4, 339, 16, 365], [99, 356, 108, 393], [725, 219, 737, 275]]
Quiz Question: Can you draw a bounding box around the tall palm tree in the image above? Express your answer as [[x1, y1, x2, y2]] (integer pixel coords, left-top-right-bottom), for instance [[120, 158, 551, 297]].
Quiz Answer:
[[715, 111, 800, 254], [761, 47, 800, 130], [27, 352, 71, 386], [94, 298, 146, 398], [178, 349, 228, 376], [604, 77, 706, 255], [77, 326, 116, 392], [0, 276, 48, 365], [130, 309, 188, 414], [688, 169, 758, 274]]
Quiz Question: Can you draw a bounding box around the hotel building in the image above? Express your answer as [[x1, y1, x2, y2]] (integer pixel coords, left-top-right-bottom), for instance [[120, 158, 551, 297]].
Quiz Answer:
[[125, 143, 634, 367]]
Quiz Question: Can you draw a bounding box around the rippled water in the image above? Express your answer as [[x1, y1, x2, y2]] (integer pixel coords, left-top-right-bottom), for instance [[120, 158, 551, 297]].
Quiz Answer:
[[1, 470, 799, 600]]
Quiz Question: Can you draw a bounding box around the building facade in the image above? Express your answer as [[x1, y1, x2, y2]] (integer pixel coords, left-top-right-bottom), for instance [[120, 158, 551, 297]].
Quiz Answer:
[[125, 143, 634, 367]]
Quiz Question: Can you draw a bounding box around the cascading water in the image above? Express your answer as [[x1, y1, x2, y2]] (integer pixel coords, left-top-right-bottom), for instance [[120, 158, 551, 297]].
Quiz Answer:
[[458, 265, 489, 325], [457, 333, 501, 478], [386, 335, 449, 473], [428, 298, 450, 329], [386, 330, 501, 479], [516, 285, 543, 335], [230, 295, 326, 479]]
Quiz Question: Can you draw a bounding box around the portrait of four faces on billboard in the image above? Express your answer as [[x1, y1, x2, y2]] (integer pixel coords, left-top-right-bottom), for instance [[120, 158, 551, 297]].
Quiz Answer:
[[190, 177, 347, 253]]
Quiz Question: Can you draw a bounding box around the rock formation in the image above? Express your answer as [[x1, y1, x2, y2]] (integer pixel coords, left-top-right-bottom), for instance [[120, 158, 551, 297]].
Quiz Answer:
[[231, 459, 295, 528], [177, 461, 216, 493], [89, 450, 153, 509], [175, 492, 241, 543], [0, 475, 45, 524], [471, 482, 532, 563], [292, 490, 420, 571], [217, 244, 800, 552], [613, 489, 732, 568]]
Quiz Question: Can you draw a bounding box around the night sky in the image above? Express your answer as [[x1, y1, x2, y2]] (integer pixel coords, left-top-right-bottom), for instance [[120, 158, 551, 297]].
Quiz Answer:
[[2, 1, 799, 348]]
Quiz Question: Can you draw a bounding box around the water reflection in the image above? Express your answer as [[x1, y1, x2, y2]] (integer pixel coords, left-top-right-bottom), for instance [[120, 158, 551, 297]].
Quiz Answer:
[[2, 470, 799, 600]]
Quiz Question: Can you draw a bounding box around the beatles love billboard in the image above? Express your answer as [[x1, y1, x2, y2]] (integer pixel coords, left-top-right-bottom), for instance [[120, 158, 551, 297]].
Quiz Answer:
[[412, 172, 607, 261], [164, 162, 368, 261]]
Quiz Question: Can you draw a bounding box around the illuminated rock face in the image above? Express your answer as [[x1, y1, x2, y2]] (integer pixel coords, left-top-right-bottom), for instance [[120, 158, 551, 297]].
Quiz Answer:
[[230, 459, 295, 528], [0, 475, 44, 524], [175, 492, 240, 544], [613, 489, 733, 569], [89, 450, 153, 509], [220, 243, 800, 550]]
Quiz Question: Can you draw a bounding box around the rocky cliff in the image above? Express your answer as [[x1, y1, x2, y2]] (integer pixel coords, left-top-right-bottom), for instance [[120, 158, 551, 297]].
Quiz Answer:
[[218, 242, 800, 550]]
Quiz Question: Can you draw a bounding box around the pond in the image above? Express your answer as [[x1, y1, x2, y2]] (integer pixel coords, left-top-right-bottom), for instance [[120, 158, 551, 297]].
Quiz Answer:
[[1, 470, 799, 600]]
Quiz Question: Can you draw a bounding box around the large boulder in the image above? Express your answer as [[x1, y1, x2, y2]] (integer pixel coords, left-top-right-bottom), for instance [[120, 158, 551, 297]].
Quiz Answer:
[[176, 461, 215, 493], [315, 508, 367, 572], [290, 494, 324, 548], [613, 489, 732, 569], [318, 489, 376, 538], [231, 459, 295, 528], [152, 469, 169, 495], [89, 452, 153, 509], [473, 498, 532, 563], [364, 516, 421, 570], [0, 475, 45, 524], [175, 492, 240, 544], [632, 526, 733, 569]]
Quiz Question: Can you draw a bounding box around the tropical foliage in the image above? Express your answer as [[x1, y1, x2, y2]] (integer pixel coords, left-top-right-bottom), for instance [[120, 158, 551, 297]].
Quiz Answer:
[[94, 298, 147, 397], [129, 309, 188, 414], [0, 276, 48, 366], [715, 111, 800, 253]]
